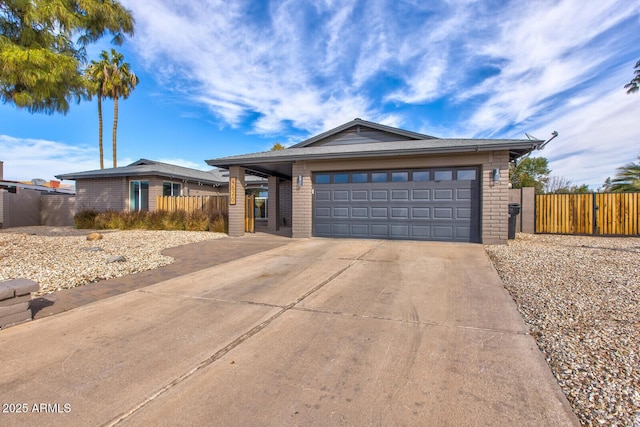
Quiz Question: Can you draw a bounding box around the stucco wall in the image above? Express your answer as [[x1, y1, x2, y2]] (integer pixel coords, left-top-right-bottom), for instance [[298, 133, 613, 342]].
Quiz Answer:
[[40, 194, 76, 226], [509, 187, 535, 233], [0, 188, 41, 228]]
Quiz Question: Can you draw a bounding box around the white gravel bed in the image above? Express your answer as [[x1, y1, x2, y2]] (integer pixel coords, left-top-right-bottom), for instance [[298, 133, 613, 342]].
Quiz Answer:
[[485, 233, 640, 427], [0, 226, 225, 296]]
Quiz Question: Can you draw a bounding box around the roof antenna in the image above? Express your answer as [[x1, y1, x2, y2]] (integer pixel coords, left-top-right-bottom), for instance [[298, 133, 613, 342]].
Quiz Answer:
[[538, 131, 558, 150]]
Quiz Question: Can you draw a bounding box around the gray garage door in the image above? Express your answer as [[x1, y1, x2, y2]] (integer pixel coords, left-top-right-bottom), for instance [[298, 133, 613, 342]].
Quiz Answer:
[[312, 168, 480, 242]]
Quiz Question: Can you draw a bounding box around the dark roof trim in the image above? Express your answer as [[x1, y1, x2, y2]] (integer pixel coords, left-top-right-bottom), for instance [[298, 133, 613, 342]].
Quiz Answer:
[[56, 158, 226, 185], [290, 118, 436, 148], [207, 139, 542, 168]]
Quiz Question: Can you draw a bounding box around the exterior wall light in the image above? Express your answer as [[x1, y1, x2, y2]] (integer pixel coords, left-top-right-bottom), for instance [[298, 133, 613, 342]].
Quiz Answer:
[[297, 175, 303, 188], [492, 168, 500, 183]]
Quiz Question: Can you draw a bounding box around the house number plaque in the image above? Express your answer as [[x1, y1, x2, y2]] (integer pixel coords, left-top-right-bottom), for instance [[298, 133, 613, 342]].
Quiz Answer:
[[230, 177, 236, 205]]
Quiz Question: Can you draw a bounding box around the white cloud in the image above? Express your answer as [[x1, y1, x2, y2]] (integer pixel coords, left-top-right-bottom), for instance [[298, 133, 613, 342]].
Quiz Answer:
[[118, 0, 640, 186], [0, 135, 99, 182]]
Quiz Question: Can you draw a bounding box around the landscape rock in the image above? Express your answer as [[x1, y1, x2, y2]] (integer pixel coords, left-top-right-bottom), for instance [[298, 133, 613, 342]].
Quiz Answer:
[[87, 232, 104, 241], [485, 234, 640, 426], [106, 255, 127, 263]]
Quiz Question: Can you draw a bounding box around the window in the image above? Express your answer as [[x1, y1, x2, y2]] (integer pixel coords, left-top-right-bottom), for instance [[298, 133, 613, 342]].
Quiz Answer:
[[457, 170, 477, 180], [163, 182, 181, 196], [255, 197, 268, 219], [413, 171, 430, 181], [352, 173, 368, 183], [372, 172, 388, 183], [391, 172, 409, 182], [434, 170, 453, 181], [333, 173, 349, 184], [130, 181, 149, 211], [315, 174, 330, 184]]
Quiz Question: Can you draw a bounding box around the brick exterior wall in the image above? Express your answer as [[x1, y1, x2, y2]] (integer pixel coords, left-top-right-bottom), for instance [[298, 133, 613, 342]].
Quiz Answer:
[[480, 151, 510, 244], [228, 166, 246, 237], [292, 162, 312, 238], [225, 151, 513, 243], [279, 180, 292, 228], [267, 176, 279, 231], [75, 177, 127, 212]]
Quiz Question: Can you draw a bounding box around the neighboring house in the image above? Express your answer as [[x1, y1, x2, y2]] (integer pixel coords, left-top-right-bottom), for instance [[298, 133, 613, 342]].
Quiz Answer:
[[56, 159, 240, 213], [207, 118, 542, 244]]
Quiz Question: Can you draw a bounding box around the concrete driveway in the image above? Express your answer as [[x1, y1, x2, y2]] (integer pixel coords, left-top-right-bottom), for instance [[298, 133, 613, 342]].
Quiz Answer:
[[0, 239, 578, 426]]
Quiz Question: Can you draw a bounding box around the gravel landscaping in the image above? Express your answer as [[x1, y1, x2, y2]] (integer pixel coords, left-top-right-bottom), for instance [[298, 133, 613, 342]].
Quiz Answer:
[[0, 226, 225, 296], [485, 233, 640, 427]]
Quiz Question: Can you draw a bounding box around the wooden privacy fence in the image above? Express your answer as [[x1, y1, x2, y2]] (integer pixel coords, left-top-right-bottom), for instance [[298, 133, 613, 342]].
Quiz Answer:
[[156, 195, 228, 217], [536, 193, 640, 236]]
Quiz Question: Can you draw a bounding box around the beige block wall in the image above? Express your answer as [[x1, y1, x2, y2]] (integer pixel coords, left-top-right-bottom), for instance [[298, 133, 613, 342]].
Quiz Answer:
[[228, 166, 246, 237], [290, 151, 512, 243], [0, 188, 41, 228], [40, 194, 76, 226], [280, 180, 292, 227], [292, 162, 313, 238]]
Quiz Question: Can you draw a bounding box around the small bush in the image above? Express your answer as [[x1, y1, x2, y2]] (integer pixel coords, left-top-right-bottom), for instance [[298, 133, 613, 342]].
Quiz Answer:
[[74, 209, 227, 233], [74, 209, 99, 229]]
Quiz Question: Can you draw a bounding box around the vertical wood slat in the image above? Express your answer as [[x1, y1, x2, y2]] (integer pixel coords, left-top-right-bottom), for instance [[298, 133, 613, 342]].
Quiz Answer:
[[155, 195, 229, 218], [536, 193, 639, 236]]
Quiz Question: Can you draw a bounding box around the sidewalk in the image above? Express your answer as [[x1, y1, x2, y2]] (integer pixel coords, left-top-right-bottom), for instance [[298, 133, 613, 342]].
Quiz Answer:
[[29, 232, 291, 320]]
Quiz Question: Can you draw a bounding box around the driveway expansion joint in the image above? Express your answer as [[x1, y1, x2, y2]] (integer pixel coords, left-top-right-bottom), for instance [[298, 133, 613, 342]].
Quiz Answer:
[[107, 242, 380, 426]]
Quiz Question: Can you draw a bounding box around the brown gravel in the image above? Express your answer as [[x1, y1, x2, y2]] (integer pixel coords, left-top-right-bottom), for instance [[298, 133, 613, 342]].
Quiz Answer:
[[485, 233, 640, 427]]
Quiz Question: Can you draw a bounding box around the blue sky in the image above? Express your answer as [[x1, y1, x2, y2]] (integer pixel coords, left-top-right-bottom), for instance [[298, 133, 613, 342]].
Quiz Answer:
[[1, 0, 639, 189]]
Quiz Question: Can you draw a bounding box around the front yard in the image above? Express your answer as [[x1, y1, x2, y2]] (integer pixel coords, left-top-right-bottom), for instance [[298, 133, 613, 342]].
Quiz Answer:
[[486, 234, 640, 426]]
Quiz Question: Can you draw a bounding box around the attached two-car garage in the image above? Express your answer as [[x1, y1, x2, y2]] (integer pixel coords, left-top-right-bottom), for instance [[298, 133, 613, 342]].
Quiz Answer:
[[312, 167, 480, 242]]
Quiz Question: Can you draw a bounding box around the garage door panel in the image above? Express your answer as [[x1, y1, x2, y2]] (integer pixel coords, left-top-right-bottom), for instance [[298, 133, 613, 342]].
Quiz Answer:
[[333, 207, 349, 218], [411, 225, 431, 238], [315, 207, 331, 218], [434, 189, 453, 200], [371, 207, 388, 218], [332, 223, 350, 235], [412, 207, 431, 219], [333, 190, 350, 201], [351, 207, 368, 218], [352, 190, 368, 201], [351, 224, 369, 236], [457, 208, 471, 219], [313, 168, 479, 242], [413, 189, 431, 200], [391, 207, 409, 219], [433, 226, 454, 238], [433, 207, 453, 219], [457, 188, 472, 200], [390, 225, 410, 238], [391, 189, 409, 200], [316, 190, 331, 201], [371, 190, 388, 201], [370, 224, 389, 237]]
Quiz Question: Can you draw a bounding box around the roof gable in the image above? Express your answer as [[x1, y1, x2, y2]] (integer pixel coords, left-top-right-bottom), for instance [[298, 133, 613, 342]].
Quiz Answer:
[[291, 118, 436, 148]]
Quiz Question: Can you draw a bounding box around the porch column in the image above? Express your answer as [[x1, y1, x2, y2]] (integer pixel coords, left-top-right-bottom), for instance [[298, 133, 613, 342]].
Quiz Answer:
[[267, 176, 280, 232], [228, 166, 245, 237], [292, 161, 312, 238]]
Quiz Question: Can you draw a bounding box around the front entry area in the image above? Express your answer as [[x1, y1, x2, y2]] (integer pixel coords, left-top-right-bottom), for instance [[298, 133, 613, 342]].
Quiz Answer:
[[312, 167, 480, 242]]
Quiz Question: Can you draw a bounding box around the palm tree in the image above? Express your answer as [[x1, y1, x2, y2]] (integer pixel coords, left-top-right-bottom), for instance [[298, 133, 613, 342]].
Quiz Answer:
[[102, 49, 139, 168], [609, 156, 640, 192], [625, 60, 640, 94], [85, 52, 110, 169]]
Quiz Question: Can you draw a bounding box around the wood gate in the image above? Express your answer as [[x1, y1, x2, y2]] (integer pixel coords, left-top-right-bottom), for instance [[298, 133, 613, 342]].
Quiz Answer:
[[245, 194, 255, 233], [535, 193, 640, 236]]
